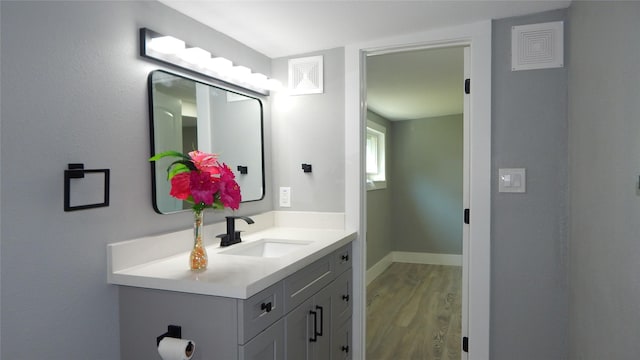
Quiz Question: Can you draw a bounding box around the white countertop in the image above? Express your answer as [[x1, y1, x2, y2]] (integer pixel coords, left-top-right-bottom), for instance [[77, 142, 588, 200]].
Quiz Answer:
[[108, 212, 356, 299]]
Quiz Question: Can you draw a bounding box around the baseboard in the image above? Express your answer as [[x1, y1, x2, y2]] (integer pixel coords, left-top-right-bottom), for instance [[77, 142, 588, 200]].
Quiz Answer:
[[366, 253, 393, 285], [366, 252, 462, 284], [392, 251, 462, 266]]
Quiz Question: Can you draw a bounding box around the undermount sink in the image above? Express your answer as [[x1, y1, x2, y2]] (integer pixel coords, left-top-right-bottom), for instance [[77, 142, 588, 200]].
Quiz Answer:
[[219, 239, 312, 258]]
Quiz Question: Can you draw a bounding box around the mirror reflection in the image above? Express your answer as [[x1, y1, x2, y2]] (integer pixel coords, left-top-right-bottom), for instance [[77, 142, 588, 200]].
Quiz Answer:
[[149, 70, 265, 214]]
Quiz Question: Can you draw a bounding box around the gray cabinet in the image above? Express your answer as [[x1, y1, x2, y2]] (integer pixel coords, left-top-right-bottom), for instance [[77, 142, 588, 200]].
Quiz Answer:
[[285, 286, 332, 360], [239, 319, 285, 360], [283, 245, 352, 360], [332, 317, 352, 360], [238, 281, 285, 344], [118, 242, 351, 360]]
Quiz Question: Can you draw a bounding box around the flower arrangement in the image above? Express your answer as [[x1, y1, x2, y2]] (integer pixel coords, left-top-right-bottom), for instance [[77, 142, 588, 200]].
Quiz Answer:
[[150, 150, 242, 213]]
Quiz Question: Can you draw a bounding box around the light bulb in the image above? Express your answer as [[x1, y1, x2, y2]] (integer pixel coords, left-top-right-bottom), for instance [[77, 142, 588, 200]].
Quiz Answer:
[[248, 73, 268, 89], [228, 66, 252, 83], [147, 36, 185, 55], [178, 47, 211, 66], [205, 57, 233, 74]]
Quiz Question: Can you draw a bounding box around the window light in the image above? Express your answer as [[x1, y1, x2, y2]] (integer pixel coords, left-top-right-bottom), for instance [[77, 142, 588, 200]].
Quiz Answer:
[[366, 120, 387, 190]]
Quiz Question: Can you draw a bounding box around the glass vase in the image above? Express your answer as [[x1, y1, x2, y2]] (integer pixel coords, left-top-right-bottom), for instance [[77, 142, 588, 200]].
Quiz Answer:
[[190, 210, 208, 271]]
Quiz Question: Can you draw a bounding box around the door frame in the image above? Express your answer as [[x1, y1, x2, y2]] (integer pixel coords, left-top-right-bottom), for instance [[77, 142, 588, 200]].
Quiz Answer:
[[344, 21, 492, 360]]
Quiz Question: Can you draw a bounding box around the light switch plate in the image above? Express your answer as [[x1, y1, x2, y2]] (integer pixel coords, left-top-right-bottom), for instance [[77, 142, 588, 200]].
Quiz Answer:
[[279, 187, 291, 207], [499, 168, 526, 193]]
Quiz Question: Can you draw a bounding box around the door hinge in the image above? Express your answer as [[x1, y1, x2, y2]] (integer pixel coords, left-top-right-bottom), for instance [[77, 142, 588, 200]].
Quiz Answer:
[[464, 78, 470, 94], [464, 208, 470, 224], [463, 336, 469, 352]]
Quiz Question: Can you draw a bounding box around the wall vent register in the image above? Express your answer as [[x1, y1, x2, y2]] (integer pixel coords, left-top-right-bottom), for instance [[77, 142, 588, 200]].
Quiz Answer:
[[512, 21, 564, 71]]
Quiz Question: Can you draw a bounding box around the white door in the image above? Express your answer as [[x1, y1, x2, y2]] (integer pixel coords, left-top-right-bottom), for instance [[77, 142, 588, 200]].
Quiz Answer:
[[461, 45, 471, 360]]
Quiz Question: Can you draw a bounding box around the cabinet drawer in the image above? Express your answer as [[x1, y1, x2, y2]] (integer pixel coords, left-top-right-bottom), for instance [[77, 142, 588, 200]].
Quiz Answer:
[[331, 317, 352, 360], [239, 318, 284, 360], [284, 255, 333, 311], [238, 281, 284, 344], [331, 268, 352, 328], [333, 243, 352, 276]]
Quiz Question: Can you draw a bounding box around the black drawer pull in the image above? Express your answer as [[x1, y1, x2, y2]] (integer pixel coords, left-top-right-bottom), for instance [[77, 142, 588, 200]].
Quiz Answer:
[[342, 345, 350, 353], [316, 305, 324, 336], [342, 294, 350, 302], [309, 309, 318, 342], [341, 254, 349, 262], [261, 302, 272, 313]]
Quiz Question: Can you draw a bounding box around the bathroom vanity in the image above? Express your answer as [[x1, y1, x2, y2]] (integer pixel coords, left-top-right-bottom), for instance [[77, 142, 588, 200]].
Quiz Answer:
[[108, 211, 356, 360]]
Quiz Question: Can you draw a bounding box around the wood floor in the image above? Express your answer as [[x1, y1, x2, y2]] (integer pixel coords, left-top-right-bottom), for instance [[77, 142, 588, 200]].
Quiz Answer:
[[366, 263, 462, 360]]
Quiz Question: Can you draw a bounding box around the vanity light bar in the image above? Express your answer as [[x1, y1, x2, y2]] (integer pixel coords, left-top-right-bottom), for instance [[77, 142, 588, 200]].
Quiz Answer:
[[140, 28, 282, 96]]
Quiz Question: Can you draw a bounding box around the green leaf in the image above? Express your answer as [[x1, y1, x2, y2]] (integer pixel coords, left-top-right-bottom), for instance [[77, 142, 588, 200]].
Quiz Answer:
[[168, 159, 197, 172], [167, 163, 189, 180], [149, 150, 189, 162]]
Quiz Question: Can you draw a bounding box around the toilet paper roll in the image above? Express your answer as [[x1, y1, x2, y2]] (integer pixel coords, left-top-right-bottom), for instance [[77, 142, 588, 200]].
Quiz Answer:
[[158, 337, 195, 360]]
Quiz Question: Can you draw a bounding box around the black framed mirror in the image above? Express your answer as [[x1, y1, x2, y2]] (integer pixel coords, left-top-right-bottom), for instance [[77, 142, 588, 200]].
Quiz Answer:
[[148, 70, 265, 214]]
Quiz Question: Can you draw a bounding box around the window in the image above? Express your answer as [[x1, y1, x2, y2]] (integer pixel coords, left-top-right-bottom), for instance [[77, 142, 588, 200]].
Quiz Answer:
[[366, 120, 387, 190]]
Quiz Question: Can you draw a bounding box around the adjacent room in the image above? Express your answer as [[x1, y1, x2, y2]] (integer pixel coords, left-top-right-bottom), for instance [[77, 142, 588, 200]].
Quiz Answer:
[[365, 46, 465, 359]]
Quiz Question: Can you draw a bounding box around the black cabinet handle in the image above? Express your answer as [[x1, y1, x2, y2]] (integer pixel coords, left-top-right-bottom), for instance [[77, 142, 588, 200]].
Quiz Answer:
[[309, 309, 318, 342], [261, 302, 272, 313], [342, 345, 350, 353], [342, 294, 350, 302], [316, 305, 324, 336], [341, 253, 349, 262]]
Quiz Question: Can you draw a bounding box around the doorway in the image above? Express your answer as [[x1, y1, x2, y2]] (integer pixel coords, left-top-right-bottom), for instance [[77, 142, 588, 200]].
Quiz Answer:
[[364, 46, 467, 359], [344, 21, 491, 360]]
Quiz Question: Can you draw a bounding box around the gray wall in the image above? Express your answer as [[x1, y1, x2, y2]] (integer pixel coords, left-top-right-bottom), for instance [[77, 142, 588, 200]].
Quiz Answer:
[[391, 114, 463, 255], [491, 9, 569, 360], [365, 110, 392, 268], [0, 1, 272, 358], [271, 48, 345, 212], [568, 2, 640, 359]]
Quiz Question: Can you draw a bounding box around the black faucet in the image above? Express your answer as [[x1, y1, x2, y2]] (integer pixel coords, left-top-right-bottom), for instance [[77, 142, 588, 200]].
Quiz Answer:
[[217, 216, 254, 247]]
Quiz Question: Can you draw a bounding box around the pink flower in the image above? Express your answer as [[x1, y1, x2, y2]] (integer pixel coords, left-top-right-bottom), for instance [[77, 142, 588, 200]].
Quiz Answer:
[[217, 163, 242, 209], [189, 171, 217, 205], [188, 150, 220, 175]]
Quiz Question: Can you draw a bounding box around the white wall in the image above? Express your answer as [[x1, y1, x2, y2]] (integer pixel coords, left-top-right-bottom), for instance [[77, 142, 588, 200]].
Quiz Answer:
[[568, 2, 640, 359], [0, 2, 271, 358], [491, 9, 569, 360], [391, 114, 463, 255], [271, 48, 345, 212], [365, 110, 392, 268]]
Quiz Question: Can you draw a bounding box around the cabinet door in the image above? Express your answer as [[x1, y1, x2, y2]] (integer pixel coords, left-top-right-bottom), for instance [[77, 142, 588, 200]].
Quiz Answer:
[[331, 318, 352, 360], [239, 319, 285, 360], [285, 297, 313, 360], [284, 289, 333, 360], [311, 287, 332, 360], [331, 269, 352, 329]]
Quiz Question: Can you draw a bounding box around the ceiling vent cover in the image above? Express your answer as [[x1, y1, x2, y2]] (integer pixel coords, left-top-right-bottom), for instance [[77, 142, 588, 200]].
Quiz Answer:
[[512, 21, 563, 71], [288, 55, 323, 95]]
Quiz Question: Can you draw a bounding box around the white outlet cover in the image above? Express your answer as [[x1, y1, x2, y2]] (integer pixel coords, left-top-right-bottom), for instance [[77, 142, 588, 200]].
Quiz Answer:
[[279, 187, 291, 207], [499, 168, 526, 193]]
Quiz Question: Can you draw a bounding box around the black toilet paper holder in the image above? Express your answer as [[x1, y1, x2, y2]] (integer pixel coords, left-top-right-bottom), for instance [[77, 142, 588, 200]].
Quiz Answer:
[[156, 325, 182, 346]]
